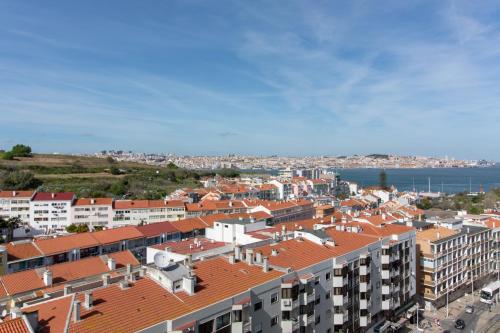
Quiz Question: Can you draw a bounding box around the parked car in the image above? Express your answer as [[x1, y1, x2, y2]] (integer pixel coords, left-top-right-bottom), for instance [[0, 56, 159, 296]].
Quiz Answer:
[[465, 305, 474, 313], [455, 319, 466, 330]]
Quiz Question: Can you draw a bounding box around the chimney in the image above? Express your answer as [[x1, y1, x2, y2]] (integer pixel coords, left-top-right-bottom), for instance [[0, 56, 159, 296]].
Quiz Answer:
[[64, 285, 72, 295], [184, 254, 193, 267], [107, 258, 116, 270], [51, 193, 55, 199], [271, 249, 279, 256], [10, 307, 22, 319], [382, 213, 386, 220], [43, 270, 53, 286], [262, 257, 269, 272], [245, 248, 253, 265], [234, 246, 241, 260], [84, 292, 93, 309], [126, 263, 132, 275], [437, 232, 440, 240], [72, 301, 81, 322], [255, 251, 262, 264], [182, 271, 196, 295], [228, 254, 235, 264], [119, 280, 129, 290], [91, 198, 95, 205], [102, 274, 111, 286], [12, 191, 16, 197]]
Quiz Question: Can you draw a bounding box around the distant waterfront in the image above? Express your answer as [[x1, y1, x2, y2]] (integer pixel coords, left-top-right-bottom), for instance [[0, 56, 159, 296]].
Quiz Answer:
[[335, 165, 500, 194]]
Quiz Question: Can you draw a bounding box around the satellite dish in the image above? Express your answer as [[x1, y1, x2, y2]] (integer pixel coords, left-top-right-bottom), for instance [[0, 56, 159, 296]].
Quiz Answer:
[[1, 309, 7, 317], [154, 251, 171, 269]]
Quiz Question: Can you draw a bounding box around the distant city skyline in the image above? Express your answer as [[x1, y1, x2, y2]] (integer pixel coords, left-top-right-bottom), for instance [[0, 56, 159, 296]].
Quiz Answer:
[[1, 1, 500, 159]]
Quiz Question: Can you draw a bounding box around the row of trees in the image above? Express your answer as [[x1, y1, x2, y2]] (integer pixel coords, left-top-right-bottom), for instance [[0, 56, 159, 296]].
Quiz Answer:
[[1, 144, 32, 160]]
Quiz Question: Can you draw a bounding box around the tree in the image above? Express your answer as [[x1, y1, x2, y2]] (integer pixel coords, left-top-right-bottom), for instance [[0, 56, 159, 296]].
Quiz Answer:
[[484, 190, 498, 210], [0, 217, 23, 242], [166, 162, 178, 169], [1, 151, 14, 160], [110, 181, 126, 196], [66, 224, 89, 233], [106, 156, 116, 164], [1, 170, 42, 190], [379, 170, 388, 190], [110, 166, 121, 175], [10, 144, 32, 157]]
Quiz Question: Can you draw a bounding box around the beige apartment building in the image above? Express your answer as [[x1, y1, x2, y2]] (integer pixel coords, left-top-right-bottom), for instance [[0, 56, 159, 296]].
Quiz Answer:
[[416, 225, 492, 310]]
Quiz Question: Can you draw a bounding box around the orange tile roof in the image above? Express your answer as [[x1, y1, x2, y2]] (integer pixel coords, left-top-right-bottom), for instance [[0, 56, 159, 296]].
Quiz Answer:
[[0, 317, 31, 333], [68, 278, 191, 333], [74, 198, 113, 206], [416, 226, 458, 242], [170, 217, 211, 233], [0, 251, 139, 297], [23, 295, 73, 333], [254, 239, 336, 270], [90, 226, 144, 245], [150, 238, 227, 254], [185, 200, 246, 212], [35, 233, 100, 255], [135, 221, 179, 237], [6, 241, 43, 261], [113, 199, 184, 209], [484, 218, 500, 230], [0, 190, 34, 198], [340, 221, 414, 238]]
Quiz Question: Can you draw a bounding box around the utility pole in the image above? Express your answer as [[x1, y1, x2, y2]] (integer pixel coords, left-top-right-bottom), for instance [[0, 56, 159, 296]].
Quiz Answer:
[[428, 177, 431, 193]]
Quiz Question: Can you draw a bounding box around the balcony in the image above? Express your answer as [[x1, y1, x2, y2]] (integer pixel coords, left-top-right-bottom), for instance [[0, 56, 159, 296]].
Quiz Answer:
[[360, 265, 369, 275], [300, 292, 315, 305], [333, 276, 347, 287], [333, 295, 344, 306], [382, 270, 390, 280], [281, 318, 299, 332], [382, 299, 393, 310], [333, 313, 347, 325], [360, 299, 369, 309], [359, 282, 369, 293], [281, 298, 298, 311], [382, 285, 391, 295], [360, 315, 370, 327], [381, 255, 390, 264]]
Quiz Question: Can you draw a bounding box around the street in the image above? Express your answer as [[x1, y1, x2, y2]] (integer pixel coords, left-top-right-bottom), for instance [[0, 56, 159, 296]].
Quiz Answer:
[[405, 297, 500, 333]]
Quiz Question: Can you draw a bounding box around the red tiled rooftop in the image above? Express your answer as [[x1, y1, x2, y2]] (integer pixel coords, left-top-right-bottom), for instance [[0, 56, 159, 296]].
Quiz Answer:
[[0, 190, 34, 199], [32, 192, 75, 201], [90, 226, 144, 245], [114, 199, 184, 209], [6, 241, 43, 261], [150, 238, 227, 254], [0, 317, 31, 333], [135, 221, 179, 237], [35, 233, 100, 256], [74, 198, 113, 206], [23, 295, 73, 333]]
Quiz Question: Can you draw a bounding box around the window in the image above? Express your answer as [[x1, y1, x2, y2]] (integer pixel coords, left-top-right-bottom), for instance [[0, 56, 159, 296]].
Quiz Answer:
[[254, 301, 262, 311], [315, 276, 320, 285], [326, 272, 331, 280], [271, 315, 278, 326], [315, 315, 321, 324], [282, 311, 291, 320], [271, 292, 278, 304], [215, 312, 231, 330], [325, 292, 331, 300], [315, 296, 321, 305]]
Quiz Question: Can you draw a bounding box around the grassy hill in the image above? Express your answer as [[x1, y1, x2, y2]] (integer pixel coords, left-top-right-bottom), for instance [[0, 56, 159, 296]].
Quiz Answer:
[[0, 154, 201, 199]]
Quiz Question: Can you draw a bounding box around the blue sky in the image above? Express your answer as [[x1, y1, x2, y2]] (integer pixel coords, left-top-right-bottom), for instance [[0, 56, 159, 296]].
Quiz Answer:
[[1, 1, 500, 159]]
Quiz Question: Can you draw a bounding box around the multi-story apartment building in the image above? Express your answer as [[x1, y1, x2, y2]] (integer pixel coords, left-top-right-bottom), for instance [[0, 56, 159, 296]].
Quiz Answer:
[[29, 192, 76, 232], [485, 219, 500, 276], [270, 180, 293, 200], [72, 198, 113, 228], [0, 191, 33, 223], [112, 199, 186, 226], [416, 225, 492, 310], [0, 218, 416, 333]]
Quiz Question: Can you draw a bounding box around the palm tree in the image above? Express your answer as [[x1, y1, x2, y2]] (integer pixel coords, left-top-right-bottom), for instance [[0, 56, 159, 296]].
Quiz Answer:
[[0, 216, 23, 242]]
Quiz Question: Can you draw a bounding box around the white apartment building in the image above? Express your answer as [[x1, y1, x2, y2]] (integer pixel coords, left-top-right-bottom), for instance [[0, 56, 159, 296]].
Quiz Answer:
[[29, 192, 76, 232], [269, 180, 292, 200], [112, 199, 186, 227], [72, 198, 113, 228], [0, 191, 33, 223]]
